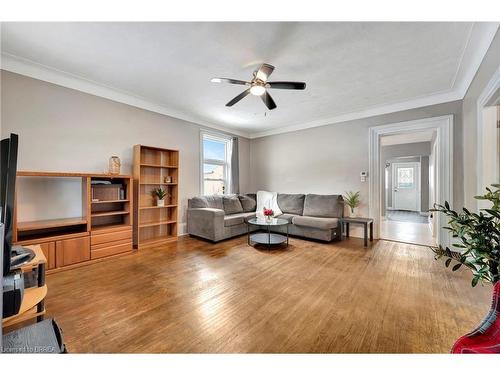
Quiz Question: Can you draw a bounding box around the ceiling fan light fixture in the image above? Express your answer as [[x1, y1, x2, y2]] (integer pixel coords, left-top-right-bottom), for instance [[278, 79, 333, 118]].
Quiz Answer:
[[213, 63, 305, 110], [250, 85, 266, 96]]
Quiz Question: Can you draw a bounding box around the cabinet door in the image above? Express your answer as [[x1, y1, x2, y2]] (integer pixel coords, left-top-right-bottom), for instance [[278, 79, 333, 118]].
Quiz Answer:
[[55, 236, 90, 267], [39, 242, 56, 270]]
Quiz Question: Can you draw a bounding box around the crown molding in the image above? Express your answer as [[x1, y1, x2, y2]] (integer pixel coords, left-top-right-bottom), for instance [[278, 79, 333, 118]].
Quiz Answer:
[[250, 89, 463, 138], [1, 22, 497, 140], [0, 53, 251, 139]]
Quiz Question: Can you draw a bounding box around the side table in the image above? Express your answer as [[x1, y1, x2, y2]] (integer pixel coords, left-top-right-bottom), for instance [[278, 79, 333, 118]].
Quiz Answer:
[[340, 217, 374, 247]]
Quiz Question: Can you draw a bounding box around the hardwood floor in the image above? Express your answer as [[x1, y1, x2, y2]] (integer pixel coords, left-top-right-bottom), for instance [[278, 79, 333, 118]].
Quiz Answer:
[[380, 219, 435, 246], [39, 235, 491, 353]]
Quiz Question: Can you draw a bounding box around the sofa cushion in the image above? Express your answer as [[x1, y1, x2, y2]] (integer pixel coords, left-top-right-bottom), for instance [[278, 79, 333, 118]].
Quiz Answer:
[[238, 194, 257, 212], [190, 196, 208, 209], [245, 193, 256, 202], [224, 212, 255, 227], [277, 194, 305, 215], [190, 195, 224, 210], [302, 194, 343, 218], [292, 216, 339, 230], [223, 195, 244, 215], [277, 213, 298, 223]]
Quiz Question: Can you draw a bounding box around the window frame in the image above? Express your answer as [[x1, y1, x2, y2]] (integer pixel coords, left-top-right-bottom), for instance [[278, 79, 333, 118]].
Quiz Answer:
[[200, 131, 232, 195]]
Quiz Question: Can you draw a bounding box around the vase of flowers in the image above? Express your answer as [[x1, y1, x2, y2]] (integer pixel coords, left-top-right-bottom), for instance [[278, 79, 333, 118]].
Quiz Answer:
[[263, 207, 274, 223], [430, 184, 500, 353], [343, 191, 360, 217], [151, 187, 169, 207]]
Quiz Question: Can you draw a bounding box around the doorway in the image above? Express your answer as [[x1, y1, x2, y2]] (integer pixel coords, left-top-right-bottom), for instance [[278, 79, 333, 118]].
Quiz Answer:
[[369, 115, 453, 248], [379, 139, 432, 246]]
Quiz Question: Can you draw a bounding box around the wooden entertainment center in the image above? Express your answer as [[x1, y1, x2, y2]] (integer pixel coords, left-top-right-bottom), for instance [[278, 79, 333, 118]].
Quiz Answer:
[[13, 171, 134, 273]]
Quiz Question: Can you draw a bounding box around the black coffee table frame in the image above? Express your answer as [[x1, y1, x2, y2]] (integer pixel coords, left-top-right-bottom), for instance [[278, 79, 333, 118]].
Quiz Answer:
[[246, 217, 289, 249]]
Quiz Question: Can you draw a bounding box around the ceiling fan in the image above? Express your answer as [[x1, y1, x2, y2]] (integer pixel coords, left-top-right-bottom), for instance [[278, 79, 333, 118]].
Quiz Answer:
[[211, 63, 306, 110]]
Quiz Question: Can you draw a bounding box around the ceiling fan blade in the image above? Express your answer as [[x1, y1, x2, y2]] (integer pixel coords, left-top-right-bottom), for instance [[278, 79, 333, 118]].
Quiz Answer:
[[255, 64, 275, 82], [211, 78, 250, 85], [267, 81, 306, 90], [226, 89, 251, 107], [261, 91, 277, 110]]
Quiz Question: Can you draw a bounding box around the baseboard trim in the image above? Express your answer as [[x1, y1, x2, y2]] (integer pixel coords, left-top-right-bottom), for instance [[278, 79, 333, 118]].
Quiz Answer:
[[178, 222, 187, 236]]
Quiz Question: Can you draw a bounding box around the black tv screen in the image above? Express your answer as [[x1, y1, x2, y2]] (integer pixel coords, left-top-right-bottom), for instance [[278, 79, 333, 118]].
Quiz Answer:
[[0, 133, 18, 276]]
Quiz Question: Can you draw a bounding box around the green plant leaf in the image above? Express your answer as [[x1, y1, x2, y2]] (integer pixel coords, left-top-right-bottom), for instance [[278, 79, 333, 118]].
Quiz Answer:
[[472, 276, 479, 287], [452, 263, 462, 271]]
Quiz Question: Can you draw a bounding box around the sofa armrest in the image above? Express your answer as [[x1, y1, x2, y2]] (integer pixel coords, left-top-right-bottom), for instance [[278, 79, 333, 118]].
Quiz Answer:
[[187, 208, 225, 241]]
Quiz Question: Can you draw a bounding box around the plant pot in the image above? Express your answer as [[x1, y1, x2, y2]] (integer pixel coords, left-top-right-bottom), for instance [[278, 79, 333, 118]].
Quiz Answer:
[[157, 199, 165, 207], [349, 208, 357, 218], [452, 282, 500, 353]]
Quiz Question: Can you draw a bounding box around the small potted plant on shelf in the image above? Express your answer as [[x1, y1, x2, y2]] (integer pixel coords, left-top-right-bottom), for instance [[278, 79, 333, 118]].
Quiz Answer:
[[151, 187, 168, 207], [263, 207, 274, 223], [343, 191, 360, 217], [430, 184, 500, 353]]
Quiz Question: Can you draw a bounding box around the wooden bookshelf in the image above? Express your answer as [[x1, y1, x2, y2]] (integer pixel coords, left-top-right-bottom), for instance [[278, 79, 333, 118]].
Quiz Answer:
[[14, 171, 134, 273], [133, 145, 179, 249]]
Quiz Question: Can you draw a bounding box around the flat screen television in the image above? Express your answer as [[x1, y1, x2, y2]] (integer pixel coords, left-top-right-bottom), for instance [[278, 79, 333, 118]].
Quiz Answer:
[[1, 134, 18, 276], [1, 134, 34, 277]]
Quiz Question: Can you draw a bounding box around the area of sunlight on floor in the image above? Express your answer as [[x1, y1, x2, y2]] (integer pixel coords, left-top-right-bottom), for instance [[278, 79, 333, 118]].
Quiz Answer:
[[380, 211, 435, 246]]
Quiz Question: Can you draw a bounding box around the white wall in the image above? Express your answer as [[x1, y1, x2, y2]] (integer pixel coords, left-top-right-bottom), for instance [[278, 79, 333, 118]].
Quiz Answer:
[[462, 30, 500, 209], [0, 71, 251, 231]]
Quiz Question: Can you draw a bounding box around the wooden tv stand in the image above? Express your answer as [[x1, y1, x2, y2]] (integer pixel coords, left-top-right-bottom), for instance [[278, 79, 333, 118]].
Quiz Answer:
[[3, 245, 47, 329], [14, 171, 135, 273]]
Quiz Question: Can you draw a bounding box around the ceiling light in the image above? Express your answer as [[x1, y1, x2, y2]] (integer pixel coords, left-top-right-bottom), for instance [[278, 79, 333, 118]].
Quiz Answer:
[[250, 85, 266, 96]]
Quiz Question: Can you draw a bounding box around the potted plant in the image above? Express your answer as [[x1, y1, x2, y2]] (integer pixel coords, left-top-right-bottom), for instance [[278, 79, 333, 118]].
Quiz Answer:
[[263, 207, 274, 223], [343, 191, 360, 217], [430, 184, 500, 353], [151, 187, 168, 207]]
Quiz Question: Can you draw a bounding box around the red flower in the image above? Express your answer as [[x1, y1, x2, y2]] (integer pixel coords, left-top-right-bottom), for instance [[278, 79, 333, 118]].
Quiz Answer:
[[263, 208, 274, 216]]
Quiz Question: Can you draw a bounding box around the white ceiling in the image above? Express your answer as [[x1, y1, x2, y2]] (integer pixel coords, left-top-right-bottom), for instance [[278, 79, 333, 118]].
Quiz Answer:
[[1, 22, 498, 138], [380, 129, 436, 146]]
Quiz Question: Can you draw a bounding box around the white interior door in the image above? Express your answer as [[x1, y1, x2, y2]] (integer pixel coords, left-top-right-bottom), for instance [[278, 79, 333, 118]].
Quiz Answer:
[[392, 162, 420, 211]]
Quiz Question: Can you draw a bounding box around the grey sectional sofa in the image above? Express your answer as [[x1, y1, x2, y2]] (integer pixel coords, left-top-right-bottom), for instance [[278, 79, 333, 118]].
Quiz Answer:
[[187, 193, 344, 243]]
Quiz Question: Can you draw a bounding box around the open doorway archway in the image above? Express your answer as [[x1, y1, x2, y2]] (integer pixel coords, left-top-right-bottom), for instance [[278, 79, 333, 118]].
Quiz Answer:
[[369, 115, 453, 248]]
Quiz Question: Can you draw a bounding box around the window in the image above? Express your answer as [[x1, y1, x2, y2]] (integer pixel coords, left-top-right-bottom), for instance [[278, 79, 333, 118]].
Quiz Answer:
[[201, 132, 232, 195], [397, 167, 414, 188]]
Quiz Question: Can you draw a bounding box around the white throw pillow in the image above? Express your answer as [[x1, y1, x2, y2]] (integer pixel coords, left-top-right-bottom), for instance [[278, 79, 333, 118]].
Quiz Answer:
[[256, 190, 283, 218]]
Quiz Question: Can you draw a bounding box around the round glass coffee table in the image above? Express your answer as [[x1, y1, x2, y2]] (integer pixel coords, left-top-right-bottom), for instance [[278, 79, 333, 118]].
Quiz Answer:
[[245, 217, 289, 249]]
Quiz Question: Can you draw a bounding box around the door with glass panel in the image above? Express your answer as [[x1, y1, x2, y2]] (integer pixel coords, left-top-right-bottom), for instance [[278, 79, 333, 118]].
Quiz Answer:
[[392, 162, 420, 211]]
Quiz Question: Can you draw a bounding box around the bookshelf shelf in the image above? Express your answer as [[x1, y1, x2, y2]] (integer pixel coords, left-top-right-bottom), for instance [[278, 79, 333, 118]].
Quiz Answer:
[[139, 182, 177, 186], [134, 145, 179, 249], [138, 220, 176, 228], [92, 199, 129, 204], [139, 205, 177, 210], [91, 210, 129, 218], [140, 163, 178, 169], [17, 217, 87, 232]]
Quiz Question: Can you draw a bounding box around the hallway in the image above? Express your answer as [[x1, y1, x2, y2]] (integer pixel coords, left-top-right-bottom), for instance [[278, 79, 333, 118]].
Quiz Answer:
[[380, 210, 435, 246]]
